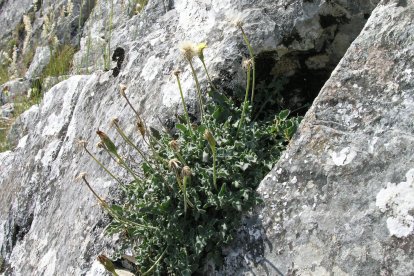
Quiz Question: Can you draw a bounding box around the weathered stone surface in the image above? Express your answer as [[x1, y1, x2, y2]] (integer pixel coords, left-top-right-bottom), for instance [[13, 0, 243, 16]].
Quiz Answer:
[[0, 79, 30, 106], [222, 1, 414, 275], [25, 46, 50, 79], [0, 0, 33, 44], [0, 0, 393, 275]]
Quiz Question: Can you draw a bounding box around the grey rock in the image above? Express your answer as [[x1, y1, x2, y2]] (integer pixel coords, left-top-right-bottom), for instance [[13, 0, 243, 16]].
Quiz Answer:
[[1, 103, 14, 118], [0, 79, 30, 106], [0, 0, 33, 44], [0, 0, 403, 275], [222, 1, 414, 275], [25, 46, 51, 79]]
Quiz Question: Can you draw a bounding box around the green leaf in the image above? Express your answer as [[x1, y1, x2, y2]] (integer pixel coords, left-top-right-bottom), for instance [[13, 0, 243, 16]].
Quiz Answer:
[[176, 124, 189, 134], [150, 127, 161, 140], [278, 109, 290, 120], [219, 183, 227, 196]]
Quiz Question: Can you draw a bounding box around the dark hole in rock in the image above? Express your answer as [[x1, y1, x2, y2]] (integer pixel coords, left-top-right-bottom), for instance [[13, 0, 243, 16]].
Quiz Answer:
[[251, 4, 374, 120], [112, 47, 125, 77], [11, 213, 34, 247], [319, 14, 350, 28], [252, 50, 332, 119], [397, 0, 408, 7]]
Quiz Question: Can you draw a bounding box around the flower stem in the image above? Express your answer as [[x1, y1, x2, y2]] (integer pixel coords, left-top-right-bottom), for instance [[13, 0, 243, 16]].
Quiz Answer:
[[188, 60, 204, 122], [212, 146, 217, 191], [240, 26, 256, 104], [113, 122, 152, 167], [142, 247, 168, 276], [80, 175, 156, 230], [175, 74, 193, 133], [200, 59, 217, 91], [236, 64, 251, 137], [84, 145, 125, 189], [80, 175, 107, 206]]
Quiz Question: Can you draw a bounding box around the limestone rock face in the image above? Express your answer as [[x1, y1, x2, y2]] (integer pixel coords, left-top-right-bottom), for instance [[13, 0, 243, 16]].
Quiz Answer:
[[1, 0, 405, 275], [222, 1, 414, 275], [25, 46, 51, 79]]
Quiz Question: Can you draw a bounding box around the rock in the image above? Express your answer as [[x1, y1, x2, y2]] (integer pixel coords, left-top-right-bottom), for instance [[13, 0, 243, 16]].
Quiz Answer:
[[0, 79, 30, 106], [1, 103, 14, 118], [0, 0, 32, 45], [25, 46, 51, 79], [222, 1, 414, 275], [0, 0, 400, 275]]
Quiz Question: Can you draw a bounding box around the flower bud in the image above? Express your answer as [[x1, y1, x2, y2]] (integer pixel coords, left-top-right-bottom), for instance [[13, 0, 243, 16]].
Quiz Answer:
[[75, 172, 87, 181], [182, 166, 192, 177], [119, 84, 127, 97], [173, 69, 181, 77], [96, 130, 117, 155], [136, 118, 146, 137], [196, 42, 207, 61], [169, 140, 180, 151], [96, 141, 105, 149], [97, 255, 116, 274], [242, 58, 253, 71], [203, 129, 216, 147]]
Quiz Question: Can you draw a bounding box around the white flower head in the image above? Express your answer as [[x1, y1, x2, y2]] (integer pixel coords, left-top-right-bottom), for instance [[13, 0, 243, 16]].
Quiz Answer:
[[179, 41, 198, 61], [226, 12, 245, 28]]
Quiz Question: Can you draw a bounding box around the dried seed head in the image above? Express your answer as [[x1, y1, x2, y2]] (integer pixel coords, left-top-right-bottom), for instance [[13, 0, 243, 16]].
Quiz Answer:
[[168, 158, 181, 171], [233, 18, 244, 28], [242, 58, 253, 70], [76, 139, 88, 148], [136, 118, 146, 137], [75, 172, 87, 181], [119, 84, 127, 97], [182, 166, 192, 177], [179, 41, 197, 61], [96, 141, 105, 149], [203, 129, 216, 147], [110, 117, 119, 128], [169, 140, 180, 151], [173, 69, 181, 77]]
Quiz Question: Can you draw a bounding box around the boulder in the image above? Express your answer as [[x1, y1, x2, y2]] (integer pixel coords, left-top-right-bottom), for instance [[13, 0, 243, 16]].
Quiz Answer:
[[0, 0, 400, 275], [0, 79, 30, 106], [222, 1, 414, 275], [25, 46, 51, 79]]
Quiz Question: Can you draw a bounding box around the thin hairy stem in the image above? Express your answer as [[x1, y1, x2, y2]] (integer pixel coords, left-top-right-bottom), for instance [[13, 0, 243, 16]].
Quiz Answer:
[[84, 145, 125, 189], [188, 60, 204, 121], [142, 247, 168, 276], [113, 123, 154, 173], [239, 26, 256, 104], [236, 64, 251, 137], [200, 59, 217, 91], [212, 146, 217, 191], [175, 74, 193, 133]]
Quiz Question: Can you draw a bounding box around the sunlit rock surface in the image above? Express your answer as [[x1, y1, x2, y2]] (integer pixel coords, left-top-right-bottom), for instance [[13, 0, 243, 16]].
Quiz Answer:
[[222, 1, 414, 275], [2, 0, 411, 275]]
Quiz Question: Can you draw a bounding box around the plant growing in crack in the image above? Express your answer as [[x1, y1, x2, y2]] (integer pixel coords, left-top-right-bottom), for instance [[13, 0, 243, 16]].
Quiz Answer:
[[78, 26, 301, 275]]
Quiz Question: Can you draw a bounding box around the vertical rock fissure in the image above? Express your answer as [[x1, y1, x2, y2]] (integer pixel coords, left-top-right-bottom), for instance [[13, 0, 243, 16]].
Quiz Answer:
[[254, 2, 377, 118]]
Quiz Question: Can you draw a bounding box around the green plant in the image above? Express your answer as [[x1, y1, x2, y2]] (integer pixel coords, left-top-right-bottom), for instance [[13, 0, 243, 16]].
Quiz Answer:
[[42, 44, 76, 77], [0, 65, 8, 85], [79, 31, 301, 275], [0, 119, 11, 152], [103, 0, 114, 71], [127, 0, 148, 16]]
